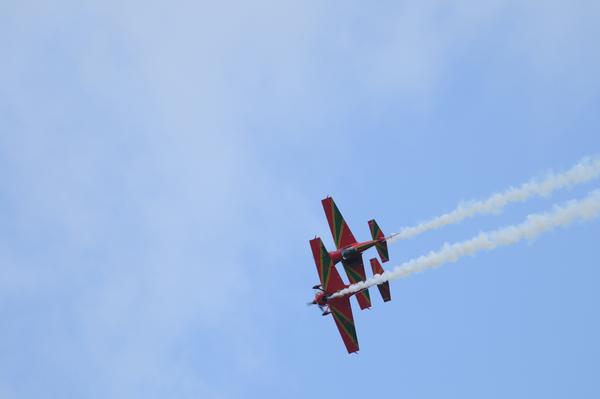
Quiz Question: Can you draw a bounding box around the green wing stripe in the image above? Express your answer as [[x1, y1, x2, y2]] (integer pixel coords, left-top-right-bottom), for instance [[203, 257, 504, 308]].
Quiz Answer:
[[343, 265, 371, 304], [333, 204, 344, 247], [320, 245, 331, 288], [344, 265, 365, 285], [354, 287, 371, 304], [361, 288, 371, 302], [332, 308, 358, 345]]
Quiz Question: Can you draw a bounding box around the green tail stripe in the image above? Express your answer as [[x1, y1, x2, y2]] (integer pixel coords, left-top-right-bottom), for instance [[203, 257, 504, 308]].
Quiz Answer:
[[371, 222, 381, 239], [376, 243, 389, 261]]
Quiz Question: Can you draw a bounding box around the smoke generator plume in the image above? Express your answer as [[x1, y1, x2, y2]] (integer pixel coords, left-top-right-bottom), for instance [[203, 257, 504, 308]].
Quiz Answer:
[[388, 156, 600, 242], [332, 189, 600, 298]]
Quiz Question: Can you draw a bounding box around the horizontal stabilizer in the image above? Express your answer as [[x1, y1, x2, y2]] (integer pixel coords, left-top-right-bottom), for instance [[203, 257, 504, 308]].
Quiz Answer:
[[370, 258, 391, 302], [368, 219, 389, 263]]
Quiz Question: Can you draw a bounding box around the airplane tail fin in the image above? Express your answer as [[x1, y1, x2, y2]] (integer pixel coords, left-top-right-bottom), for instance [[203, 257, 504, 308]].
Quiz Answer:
[[368, 219, 389, 263], [370, 258, 391, 302]]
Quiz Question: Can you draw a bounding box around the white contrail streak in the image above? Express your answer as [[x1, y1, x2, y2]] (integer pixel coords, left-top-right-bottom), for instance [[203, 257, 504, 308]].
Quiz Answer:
[[387, 156, 600, 242], [332, 189, 600, 298]]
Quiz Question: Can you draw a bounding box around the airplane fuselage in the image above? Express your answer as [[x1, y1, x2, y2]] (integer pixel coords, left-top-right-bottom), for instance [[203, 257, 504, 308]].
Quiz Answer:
[[312, 288, 355, 308], [328, 238, 384, 264], [313, 291, 329, 306]]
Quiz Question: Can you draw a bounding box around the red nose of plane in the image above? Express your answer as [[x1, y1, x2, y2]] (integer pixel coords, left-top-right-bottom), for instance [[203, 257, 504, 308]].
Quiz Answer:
[[314, 292, 327, 306]]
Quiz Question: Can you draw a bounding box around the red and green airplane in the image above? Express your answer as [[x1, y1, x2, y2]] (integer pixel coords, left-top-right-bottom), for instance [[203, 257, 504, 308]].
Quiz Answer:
[[309, 197, 392, 353]]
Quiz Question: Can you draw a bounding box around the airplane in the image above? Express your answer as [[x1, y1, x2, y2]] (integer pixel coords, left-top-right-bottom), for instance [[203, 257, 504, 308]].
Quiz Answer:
[[320, 197, 390, 310], [308, 197, 392, 353]]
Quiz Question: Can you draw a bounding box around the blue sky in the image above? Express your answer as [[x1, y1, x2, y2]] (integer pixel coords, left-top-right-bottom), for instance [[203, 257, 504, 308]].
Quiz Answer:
[[2, 1, 600, 398]]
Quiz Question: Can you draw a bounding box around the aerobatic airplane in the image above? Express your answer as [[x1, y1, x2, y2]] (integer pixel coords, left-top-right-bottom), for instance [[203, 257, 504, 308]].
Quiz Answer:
[[308, 197, 392, 353]]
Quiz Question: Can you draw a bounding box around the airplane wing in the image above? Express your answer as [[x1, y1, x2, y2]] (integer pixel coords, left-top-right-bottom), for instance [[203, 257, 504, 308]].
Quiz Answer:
[[329, 295, 359, 354], [322, 197, 357, 249], [342, 256, 371, 310], [310, 237, 346, 292], [310, 238, 360, 353]]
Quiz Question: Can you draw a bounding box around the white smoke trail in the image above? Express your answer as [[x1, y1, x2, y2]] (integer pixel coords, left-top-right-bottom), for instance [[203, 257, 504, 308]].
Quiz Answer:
[[388, 156, 600, 242], [332, 189, 600, 298]]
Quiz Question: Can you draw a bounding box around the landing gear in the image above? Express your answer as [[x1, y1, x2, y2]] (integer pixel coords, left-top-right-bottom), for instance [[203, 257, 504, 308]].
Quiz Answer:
[[318, 304, 331, 316]]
